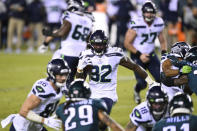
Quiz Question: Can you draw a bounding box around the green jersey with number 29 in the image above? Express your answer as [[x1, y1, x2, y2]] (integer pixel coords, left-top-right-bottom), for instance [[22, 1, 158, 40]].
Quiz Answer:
[[56, 99, 107, 131]]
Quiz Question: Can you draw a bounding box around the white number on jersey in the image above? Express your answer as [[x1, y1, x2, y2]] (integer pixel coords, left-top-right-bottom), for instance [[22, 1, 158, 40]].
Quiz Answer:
[[64, 105, 93, 130], [163, 123, 189, 131]]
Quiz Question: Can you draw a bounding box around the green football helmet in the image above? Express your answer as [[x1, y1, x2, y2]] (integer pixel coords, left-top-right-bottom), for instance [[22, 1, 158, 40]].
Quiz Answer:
[[169, 92, 193, 116], [68, 79, 91, 101]]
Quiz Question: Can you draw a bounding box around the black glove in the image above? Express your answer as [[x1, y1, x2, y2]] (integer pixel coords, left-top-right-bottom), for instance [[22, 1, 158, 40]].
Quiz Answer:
[[42, 27, 53, 36]]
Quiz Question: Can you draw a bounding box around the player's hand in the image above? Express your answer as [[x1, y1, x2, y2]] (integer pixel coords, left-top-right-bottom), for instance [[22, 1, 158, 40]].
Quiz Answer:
[[78, 56, 93, 70], [42, 27, 53, 36], [38, 45, 48, 53], [140, 54, 150, 63], [181, 65, 192, 74], [44, 116, 62, 130]]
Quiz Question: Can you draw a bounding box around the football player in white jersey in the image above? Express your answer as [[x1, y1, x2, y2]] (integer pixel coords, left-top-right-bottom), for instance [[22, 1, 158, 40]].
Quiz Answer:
[[1, 59, 70, 131], [124, 0, 167, 104], [125, 84, 169, 131], [75, 30, 155, 124], [161, 42, 191, 101], [38, 0, 94, 85]]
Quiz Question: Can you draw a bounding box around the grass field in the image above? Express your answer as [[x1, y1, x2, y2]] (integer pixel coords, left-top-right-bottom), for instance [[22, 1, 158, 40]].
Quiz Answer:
[[0, 52, 197, 131]]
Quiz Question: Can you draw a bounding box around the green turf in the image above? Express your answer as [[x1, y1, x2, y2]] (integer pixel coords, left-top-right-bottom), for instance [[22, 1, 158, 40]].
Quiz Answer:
[[0, 52, 197, 131]]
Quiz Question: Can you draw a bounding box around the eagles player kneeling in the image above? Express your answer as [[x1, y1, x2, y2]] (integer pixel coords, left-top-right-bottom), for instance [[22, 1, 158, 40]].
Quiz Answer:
[[1, 59, 70, 131], [153, 92, 197, 131], [56, 79, 124, 131], [125, 83, 168, 131]]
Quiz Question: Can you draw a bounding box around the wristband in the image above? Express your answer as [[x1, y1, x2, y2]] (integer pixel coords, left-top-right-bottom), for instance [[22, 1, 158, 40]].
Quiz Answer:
[[43, 42, 49, 46], [135, 50, 142, 58], [161, 50, 167, 55], [26, 110, 44, 124], [145, 75, 154, 85]]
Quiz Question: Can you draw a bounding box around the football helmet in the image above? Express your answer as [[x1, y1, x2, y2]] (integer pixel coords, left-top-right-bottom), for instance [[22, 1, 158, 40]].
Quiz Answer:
[[184, 46, 197, 64], [169, 92, 193, 116], [146, 84, 168, 121], [68, 79, 91, 101], [47, 59, 71, 88], [66, 0, 85, 12], [142, 1, 156, 23], [89, 30, 108, 55], [170, 42, 191, 58]]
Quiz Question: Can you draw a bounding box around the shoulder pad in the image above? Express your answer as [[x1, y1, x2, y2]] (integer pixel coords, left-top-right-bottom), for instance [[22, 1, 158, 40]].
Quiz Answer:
[[62, 11, 71, 20], [79, 49, 93, 58], [33, 79, 49, 93], [31, 79, 53, 98], [129, 17, 146, 29], [130, 102, 151, 125], [107, 47, 124, 56], [155, 17, 164, 24], [93, 99, 108, 112], [84, 12, 95, 22]]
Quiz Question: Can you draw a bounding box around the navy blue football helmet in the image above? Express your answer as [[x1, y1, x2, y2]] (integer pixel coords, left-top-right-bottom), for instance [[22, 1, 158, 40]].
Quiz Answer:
[[170, 42, 191, 58], [66, 0, 85, 12], [47, 59, 71, 88], [142, 1, 156, 23], [146, 84, 168, 121], [89, 30, 108, 55]]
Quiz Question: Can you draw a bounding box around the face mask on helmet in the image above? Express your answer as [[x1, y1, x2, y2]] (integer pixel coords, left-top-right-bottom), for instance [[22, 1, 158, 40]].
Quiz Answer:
[[184, 46, 197, 64], [169, 92, 193, 116], [171, 42, 191, 58], [146, 85, 168, 121], [66, 0, 85, 12], [47, 59, 71, 88], [68, 79, 91, 101], [142, 1, 156, 23], [89, 30, 108, 55]]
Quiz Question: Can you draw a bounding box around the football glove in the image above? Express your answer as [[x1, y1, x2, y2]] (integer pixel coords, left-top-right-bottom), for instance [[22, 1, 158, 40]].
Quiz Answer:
[[78, 56, 93, 70], [1, 114, 18, 128], [181, 65, 192, 74], [38, 44, 48, 53], [42, 27, 53, 36], [44, 116, 62, 131]]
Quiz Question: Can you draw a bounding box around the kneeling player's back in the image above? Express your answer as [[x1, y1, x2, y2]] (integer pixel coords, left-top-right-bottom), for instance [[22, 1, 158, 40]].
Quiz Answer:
[[153, 114, 197, 131], [56, 99, 107, 131]]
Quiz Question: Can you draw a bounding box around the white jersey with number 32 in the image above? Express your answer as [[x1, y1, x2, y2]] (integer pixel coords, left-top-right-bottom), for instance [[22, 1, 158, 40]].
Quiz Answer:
[[78, 47, 125, 102]]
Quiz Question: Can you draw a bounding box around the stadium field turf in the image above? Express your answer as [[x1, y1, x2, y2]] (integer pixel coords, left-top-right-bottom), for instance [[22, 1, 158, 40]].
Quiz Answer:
[[0, 52, 196, 131]]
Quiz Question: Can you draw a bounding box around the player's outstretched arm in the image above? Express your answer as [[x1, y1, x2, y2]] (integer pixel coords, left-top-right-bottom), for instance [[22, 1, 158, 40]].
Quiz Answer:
[[98, 110, 125, 131], [119, 56, 155, 85], [119, 56, 147, 79], [43, 20, 71, 38], [125, 120, 138, 131]]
